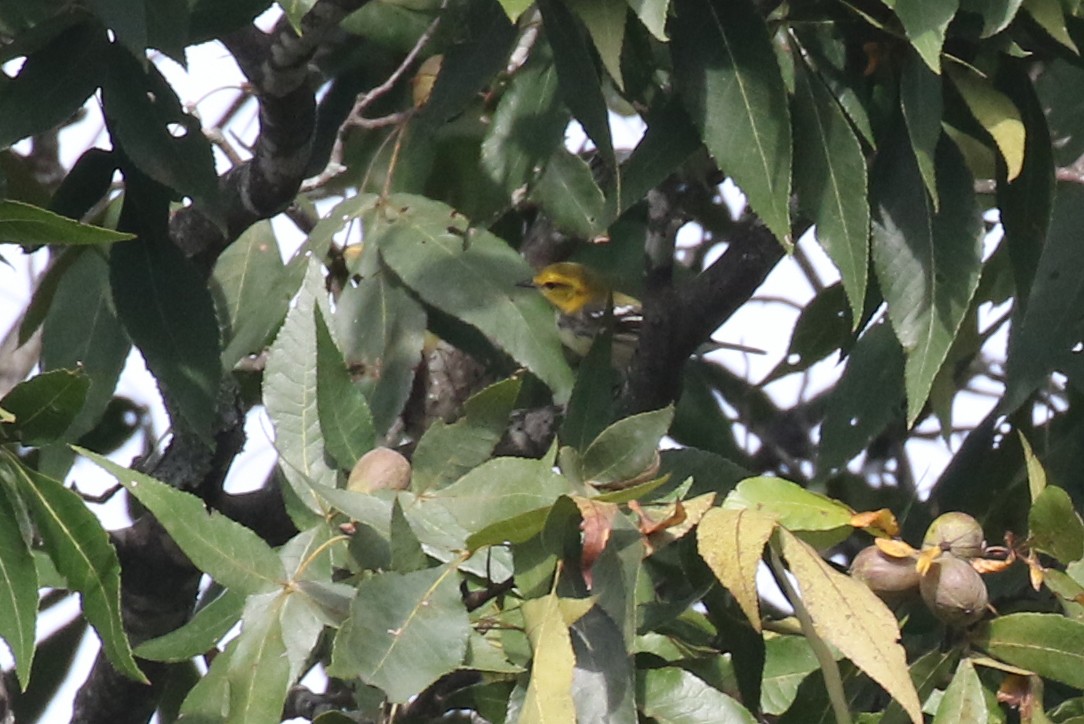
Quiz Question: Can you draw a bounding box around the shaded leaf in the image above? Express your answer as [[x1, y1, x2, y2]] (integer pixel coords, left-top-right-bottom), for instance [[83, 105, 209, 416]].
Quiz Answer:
[[672, 0, 792, 245], [616, 99, 701, 217], [871, 132, 983, 426], [817, 320, 906, 475], [481, 44, 568, 198], [760, 636, 821, 716], [225, 592, 292, 723], [569, 606, 637, 724], [0, 22, 107, 149], [110, 226, 220, 443], [537, 0, 615, 169], [0, 482, 37, 688], [374, 194, 574, 400], [628, 0, 669, 40], [792, 57, 869, 323], [530, 149, 607, 238], [1024, 0, 1077, 52], [41, 249, 130, 442], [884, 0, 959, 72], [900, 52, 942, 209], [0, 369, 89, 445], [1018, 432, 1047, 501]]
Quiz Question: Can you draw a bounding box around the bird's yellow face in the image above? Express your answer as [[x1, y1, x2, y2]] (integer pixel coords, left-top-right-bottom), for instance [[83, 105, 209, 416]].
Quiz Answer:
[[530, 262, 599, 315]]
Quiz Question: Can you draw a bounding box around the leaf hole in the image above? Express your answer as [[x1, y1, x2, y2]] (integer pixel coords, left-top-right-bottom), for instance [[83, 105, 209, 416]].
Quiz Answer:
[[166, 123, 187, 139]]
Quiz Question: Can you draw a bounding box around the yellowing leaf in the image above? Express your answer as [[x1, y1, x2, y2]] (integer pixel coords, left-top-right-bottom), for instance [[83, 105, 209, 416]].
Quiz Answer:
[[780, 529, 921, 723], [948, 67, 1025, 182], [697, 507, 777, 631], [521, 593, 580, 723], [875, 537, 919, 559], [851, 508, 900, 537]]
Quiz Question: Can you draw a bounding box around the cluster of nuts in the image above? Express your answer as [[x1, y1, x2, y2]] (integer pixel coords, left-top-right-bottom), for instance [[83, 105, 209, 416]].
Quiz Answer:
[[850, 512, 992, 626]]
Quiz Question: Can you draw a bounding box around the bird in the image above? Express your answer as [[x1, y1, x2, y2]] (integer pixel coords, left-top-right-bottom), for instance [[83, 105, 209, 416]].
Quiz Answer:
[[522, 261, 764, 368], [522, 261, 642, 368]]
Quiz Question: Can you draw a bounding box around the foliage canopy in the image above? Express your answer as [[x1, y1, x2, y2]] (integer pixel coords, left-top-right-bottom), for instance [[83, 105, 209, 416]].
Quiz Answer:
[[3, 0, 1084, 722]]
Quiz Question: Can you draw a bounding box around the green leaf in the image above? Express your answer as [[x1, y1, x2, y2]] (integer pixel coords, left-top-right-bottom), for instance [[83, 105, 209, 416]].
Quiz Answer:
[[560, 331, 619, 451], [976, 613, 1084, 688], [530, 149, 607, 238], [871, 132, 983, 426], [817, 320, 906, 475], [763, 283, 852, 384], [390, 497, 427, 573], [996, 61, 1054, 306], [412, 376, 522, 492], [1018, 432, 1047, 501], [792, 57, 869, 324], [882, 649, 959, 724], [315, 306, 375, 471], [481, 45, 568, 197], [332, 227, 425, 438], [1024, 0, 1078, 52], [0, 369, 89, 445], [900, 51, 942, 208], [0, 201, 134, 247], [41, 249, 130, 442], [628, 0, 669, 40], [110, 207, 220, 442], [779, 530, 921, 723], [959, 0, 1023, 36], [882, 0, 959, 72], [0, 482, 37, 688], [1030, 485, 1084, 563], [264, 259, 337, 511], [932, 660, 987, 724], [135, 588, 245, 662], [723, 477, 854, 534], [432, 457, 575, 533], [78, 448, 286, 594], [373, 194, 574, 401], [616, 98, 701, 216], [416, 0, 515, 127], [538, 0, 616, 168], [0, 22, 107, 149], [211, 221, 292, 370], [637, 666, 757, 723], [948, 65, 1025, 182], [101, 48, 220, 213], [3, 454, 146, 683], [760, 636, 821, 716], [672, 0, 792, 245], [328, 565, 469, 703], [580, 406, 673, 485], [87, 0, 146, 57], [1003, 184, 1084, 410]]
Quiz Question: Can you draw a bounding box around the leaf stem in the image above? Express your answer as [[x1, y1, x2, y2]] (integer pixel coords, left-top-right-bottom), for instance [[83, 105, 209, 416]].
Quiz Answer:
[[768, 543, 853, 724]]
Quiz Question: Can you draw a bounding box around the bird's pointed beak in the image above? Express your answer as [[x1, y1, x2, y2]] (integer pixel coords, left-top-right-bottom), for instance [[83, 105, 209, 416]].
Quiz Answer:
[[516, 278, 537, 289]]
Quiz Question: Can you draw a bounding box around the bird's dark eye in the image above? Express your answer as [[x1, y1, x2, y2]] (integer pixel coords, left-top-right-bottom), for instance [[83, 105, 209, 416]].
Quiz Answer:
[[542, 282, 558, 290]]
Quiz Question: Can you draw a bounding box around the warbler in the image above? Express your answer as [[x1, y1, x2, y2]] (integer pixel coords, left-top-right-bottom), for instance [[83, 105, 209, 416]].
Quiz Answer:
[[523, 261, 764, 368], [523, 262, 643, 368]]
